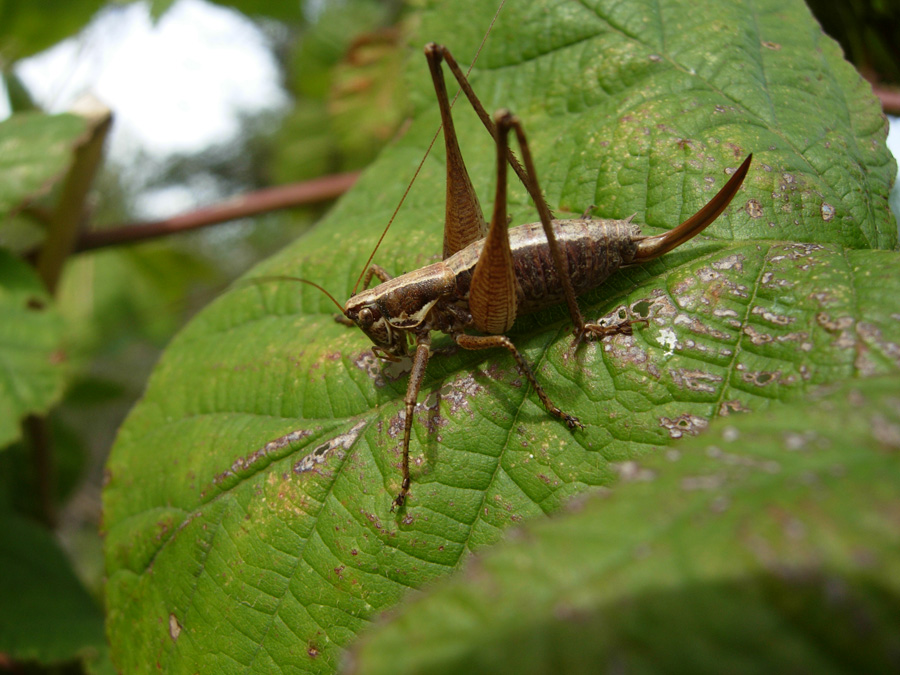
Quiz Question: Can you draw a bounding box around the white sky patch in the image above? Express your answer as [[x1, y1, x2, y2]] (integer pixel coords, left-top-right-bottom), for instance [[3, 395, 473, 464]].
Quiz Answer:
[[887, 116, 900, 161], [12, 0, 288, 160], [0, 85, 9, 119], [888, 116, 900, 234]]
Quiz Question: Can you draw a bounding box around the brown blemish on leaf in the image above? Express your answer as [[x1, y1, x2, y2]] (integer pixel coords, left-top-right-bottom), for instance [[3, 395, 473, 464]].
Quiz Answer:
[[632, 290, 678, 323], [680, 474, 725, 490], [775, 331, 813, 351], [677, 266, 749, 310], [680, 337, 732, 358], [816, 313, 856, 349], [711, 254, 745, 273], [353, 350, 411, 387], [742, 325, 774, 345], [719, 399, 751, 416], [603, 333, 659, 379], [740, 370, 780, 386], [353, 350, 385, 386], [387, 410, 405, 440], [760, 271, 794, 290], [441, 371, 484, 418], [856, 322, 900, 369], [769, 242, 825, 265], [746, 199, 763, 218], [669, 368, 722, 393], [169, 613, 181, 641], [293, 419, 367, 474], [659, 413, 709, 438], [612, 461, 656, 482], [751, 306, 794, 326], [674, 314, 733, 341], [870, 414, 900, 449], [215, 427, 316, 486], [820, 203, 835, 221], [782, 431, 820, 451]]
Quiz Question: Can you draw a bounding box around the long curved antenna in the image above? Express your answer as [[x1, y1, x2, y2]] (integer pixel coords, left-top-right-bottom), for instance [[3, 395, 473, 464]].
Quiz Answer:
[[244, 275, 346, 315], [633, 154, 752, 262], [351, 0, 508, 296]]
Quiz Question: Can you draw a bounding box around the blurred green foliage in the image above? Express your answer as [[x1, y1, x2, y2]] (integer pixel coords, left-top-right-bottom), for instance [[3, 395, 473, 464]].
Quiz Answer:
[[807, 0, 900, 84], [0, 0, 402, 671]]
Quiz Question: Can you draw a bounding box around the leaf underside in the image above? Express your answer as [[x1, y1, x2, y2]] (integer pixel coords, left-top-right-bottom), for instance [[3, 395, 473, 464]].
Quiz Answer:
[[103, 0, 898, 672]]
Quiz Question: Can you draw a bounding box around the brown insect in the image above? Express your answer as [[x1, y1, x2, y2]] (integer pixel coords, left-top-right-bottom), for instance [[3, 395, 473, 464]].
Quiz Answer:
[[280, 43, 751, 511]]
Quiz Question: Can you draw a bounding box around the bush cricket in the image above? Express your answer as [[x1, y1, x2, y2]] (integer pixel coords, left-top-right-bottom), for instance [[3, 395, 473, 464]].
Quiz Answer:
[[274, 43, 751, 511]]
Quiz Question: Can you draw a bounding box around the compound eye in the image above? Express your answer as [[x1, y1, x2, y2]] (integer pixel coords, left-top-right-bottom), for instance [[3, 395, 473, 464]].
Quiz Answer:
[[358, 307, 374, 327]]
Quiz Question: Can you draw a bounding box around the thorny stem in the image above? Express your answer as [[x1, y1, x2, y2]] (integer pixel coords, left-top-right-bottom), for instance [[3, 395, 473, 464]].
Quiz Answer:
[[872, 84, 900, 116]]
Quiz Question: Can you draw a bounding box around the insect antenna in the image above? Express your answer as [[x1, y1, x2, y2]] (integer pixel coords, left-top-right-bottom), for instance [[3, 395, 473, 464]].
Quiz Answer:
[[243, 275, 347, 315], [351, 0, 508, 296]]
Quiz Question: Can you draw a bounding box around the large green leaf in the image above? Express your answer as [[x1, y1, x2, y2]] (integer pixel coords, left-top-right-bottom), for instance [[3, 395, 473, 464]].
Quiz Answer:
[[0, 249, 65, 449], [103, 0, 897, 672], [348, 375, 900, 674]]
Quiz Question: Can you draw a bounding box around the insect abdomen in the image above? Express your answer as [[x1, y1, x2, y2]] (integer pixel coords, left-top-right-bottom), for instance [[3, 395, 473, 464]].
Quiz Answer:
[[448, 218, 639, 316], [513, 218, 641, 314]]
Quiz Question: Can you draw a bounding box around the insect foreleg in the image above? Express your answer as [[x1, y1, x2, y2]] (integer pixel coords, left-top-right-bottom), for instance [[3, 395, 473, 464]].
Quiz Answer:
[[362, 263, 393, 290], [392, 335, 432, 511]]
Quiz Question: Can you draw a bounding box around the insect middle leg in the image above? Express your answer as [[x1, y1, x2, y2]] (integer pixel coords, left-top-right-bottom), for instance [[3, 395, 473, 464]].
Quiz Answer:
[[455, 334, 583, 431], [362, 264, 392, 289]]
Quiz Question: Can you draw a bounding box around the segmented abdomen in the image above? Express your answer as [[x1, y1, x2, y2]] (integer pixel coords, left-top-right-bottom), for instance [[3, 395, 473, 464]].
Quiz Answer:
[[449, 218, 640, 316]]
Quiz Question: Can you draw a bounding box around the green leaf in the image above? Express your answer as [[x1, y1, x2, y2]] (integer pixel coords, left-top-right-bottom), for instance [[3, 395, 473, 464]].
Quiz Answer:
[[348, 375, 900, 674], [0, 512, 105, 664], [202, 0, 307, 23], [0, 112, 89, 219], [0, 249, 65, 450], [103, 0, 897, 672], [0, 0, 105, 63]]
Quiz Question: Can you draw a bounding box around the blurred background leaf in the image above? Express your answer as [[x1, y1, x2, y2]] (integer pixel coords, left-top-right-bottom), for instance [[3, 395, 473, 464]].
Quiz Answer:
[[0, 250, 65, 449], [0, 512, 106, 664], [0, 0, 106, 63], [806, 0, 900, 85]]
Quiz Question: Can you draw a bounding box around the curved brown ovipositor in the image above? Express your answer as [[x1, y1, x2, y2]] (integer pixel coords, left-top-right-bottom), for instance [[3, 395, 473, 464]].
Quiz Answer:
[[632, 154, 752, 263]]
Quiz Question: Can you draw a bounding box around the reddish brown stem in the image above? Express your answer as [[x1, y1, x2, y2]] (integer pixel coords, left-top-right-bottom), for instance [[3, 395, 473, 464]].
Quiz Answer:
[[872, 84, 900, 116], [73, 171, 359, 252]]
